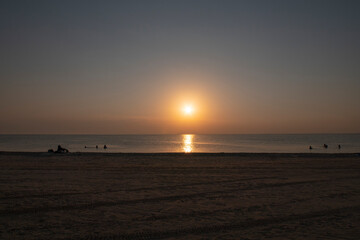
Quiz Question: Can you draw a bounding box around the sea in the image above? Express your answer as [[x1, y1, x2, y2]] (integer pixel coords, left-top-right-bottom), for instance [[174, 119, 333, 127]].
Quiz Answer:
[[0, 134, 359, 153]]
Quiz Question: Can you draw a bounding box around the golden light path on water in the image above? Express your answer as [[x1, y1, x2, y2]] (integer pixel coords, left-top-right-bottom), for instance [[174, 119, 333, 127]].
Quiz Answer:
[[182, 134, 194, 153]]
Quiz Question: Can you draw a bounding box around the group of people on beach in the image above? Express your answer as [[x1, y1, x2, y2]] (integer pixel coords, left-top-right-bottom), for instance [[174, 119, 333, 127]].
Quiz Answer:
[[309, 144, 341, 150], [48, 144, 108, 153]]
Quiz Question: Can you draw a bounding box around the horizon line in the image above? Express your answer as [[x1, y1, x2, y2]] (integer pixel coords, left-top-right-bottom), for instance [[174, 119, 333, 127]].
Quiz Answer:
[[1, 133, 359, 135]]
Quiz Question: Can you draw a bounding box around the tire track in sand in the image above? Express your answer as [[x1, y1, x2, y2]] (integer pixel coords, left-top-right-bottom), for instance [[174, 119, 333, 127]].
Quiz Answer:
[[81, 205, 360, 240]]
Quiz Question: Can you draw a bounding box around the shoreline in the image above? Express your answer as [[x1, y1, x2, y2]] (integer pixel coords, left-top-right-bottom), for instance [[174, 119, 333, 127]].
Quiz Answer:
[[1, 151, 359, 157]]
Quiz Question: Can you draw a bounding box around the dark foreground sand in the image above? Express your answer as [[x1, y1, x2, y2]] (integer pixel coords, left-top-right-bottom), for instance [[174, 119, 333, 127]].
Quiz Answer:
[[0, 152, 359, 240]]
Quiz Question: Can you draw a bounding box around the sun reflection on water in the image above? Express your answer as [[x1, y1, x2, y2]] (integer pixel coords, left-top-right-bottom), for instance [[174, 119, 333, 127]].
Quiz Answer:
[[183, 134, 194, 153]]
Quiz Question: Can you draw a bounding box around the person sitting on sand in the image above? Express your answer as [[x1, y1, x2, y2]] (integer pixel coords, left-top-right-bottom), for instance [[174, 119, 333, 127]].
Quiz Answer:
[[56, 145, 69, 153]]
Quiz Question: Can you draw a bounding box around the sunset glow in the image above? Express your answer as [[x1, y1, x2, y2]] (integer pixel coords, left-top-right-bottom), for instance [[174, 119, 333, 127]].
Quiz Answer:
[[183, 105, 194, 116]]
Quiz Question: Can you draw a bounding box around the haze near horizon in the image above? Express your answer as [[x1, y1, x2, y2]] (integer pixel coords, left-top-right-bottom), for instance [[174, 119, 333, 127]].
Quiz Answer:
[[1, 0, 360, 134]]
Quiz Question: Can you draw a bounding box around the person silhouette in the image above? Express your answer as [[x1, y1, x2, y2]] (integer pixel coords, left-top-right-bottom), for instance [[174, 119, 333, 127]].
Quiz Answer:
[[309, 145, 312, 150], [96, 145, 98, 149], [338, 144, 341, 149], [323, 144, 328, 149], [56, 145, 69, 153], [104, 145, 107, 149]]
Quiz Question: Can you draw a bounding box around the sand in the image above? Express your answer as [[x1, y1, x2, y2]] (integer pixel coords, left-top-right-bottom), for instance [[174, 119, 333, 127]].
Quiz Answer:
[[0, 152, 359, 239]]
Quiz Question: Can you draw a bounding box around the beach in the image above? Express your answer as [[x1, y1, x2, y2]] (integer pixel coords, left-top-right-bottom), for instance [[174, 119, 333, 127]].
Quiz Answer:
[[0, 152, 359, 239]]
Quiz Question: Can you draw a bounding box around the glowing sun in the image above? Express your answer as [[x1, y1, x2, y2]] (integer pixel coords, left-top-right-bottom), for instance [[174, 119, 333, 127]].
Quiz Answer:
[[183, 105, 194, 115]]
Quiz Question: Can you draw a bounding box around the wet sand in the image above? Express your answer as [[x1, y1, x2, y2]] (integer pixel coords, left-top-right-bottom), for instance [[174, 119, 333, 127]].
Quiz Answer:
[[0, 152, 359, 239]]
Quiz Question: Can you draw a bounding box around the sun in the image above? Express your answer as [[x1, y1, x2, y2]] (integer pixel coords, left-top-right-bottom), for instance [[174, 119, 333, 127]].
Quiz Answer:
[[183, 105, 194, 115]]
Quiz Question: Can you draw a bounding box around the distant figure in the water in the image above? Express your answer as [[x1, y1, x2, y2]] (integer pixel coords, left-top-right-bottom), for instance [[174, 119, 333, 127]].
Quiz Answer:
[[309, 145, 312, 150], [338, 144, 341, 149], [56, 145, 69, 153], [104, 145, 107, 149], [96, 145, 98, 149], [323, 144, 328, 149]]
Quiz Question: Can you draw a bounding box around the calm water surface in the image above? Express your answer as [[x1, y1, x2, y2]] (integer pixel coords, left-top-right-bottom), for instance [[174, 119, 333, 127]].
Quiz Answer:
[[0, 134, 359, 153]]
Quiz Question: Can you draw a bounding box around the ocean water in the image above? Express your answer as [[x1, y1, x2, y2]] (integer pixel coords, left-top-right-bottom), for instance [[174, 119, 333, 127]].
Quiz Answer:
[[0, 134, 359, 153]]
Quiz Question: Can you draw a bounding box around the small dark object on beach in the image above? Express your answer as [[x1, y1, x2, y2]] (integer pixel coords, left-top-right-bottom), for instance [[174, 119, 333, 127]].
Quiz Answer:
[[323, 144, 328, 149], [96, 145, 98, 149], [309, 146, 312, 150], [48, 149, 54, 153], [55, 145, 69, 153], [104, 145, 107, 149], [338, 144, 341, 149]]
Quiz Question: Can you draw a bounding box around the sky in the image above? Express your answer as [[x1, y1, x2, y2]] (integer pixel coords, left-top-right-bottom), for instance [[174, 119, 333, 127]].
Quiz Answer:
[[1, 0, 360, 134]]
